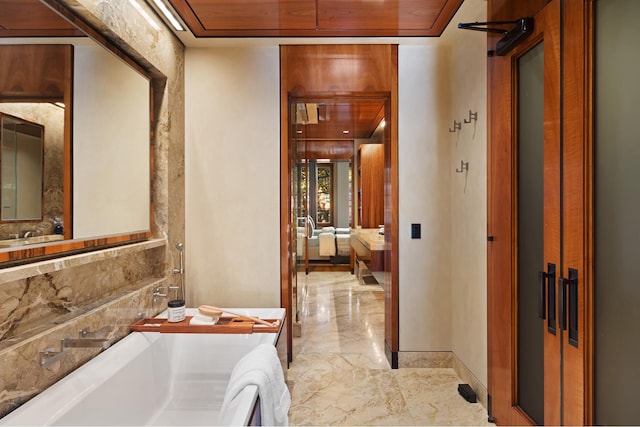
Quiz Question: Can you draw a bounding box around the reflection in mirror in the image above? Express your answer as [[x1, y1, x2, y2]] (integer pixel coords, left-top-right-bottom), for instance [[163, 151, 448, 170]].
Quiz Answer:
[[1, 114, 44, 221], [0, 105, 63, 242], [0, 39, 151, 257], [73, 43, 150, 239]]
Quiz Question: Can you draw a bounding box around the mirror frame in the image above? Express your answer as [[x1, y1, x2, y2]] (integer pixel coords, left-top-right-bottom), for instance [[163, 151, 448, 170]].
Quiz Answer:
[[0, 1, 159, 266]]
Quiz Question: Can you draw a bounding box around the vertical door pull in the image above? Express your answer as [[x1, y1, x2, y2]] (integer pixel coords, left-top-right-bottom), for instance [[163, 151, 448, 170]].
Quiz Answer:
[[558, 269, 579, 348], [567, 268, 579, 348], [559, 277, 567, 331], [538, 271, 546, 319], [546, 263, 556, 334]]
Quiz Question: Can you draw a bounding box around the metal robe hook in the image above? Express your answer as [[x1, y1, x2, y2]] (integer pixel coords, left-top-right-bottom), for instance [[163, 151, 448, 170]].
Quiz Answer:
[[456, 160, 469, 173], [449, 120, 462, 133], [464, 110, 478, 124]]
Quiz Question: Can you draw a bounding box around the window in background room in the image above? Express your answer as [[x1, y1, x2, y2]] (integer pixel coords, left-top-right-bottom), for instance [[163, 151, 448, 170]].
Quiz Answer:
[[315, 163, 333, 226]]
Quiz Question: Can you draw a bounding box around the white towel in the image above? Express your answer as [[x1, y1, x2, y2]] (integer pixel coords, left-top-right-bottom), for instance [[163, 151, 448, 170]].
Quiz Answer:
[[335, 233, 351, 256], [220, 344, 291, 426], [318, 232, 336, 256]]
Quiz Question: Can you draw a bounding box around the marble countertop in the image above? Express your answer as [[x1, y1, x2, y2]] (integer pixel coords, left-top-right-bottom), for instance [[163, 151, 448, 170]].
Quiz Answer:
[[351, 228, 386, 251]]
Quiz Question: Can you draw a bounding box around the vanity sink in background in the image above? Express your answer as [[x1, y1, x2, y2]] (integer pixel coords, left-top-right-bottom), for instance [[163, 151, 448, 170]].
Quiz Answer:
[[0, 234, 64, 249]]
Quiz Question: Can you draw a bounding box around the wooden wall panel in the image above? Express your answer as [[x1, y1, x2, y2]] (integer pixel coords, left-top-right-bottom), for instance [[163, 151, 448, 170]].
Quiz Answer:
[[0, 45, 71, 101], [282, 45, 398, 96], [358, 144, 384, 228]]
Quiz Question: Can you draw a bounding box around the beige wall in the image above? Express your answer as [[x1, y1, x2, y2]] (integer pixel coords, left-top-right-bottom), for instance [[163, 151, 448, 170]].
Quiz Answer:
[[73, 44, 150, 238], [398, 44, 453, 352], [184, 27, 488, 390], [185, 47, 281, 308], [443, 0, 488, 387]]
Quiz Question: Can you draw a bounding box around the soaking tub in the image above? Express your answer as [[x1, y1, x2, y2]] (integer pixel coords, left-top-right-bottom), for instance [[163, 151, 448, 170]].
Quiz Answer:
[[0, 308, 286, 426]]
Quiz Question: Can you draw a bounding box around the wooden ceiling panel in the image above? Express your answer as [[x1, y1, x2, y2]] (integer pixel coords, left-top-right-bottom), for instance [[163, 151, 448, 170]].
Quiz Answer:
[[168, 0, 463, 37], [0, 0, 83, 37], [294, 99, 385, 140], [184, 0, 316, 30], [318, 0, 447, 31]]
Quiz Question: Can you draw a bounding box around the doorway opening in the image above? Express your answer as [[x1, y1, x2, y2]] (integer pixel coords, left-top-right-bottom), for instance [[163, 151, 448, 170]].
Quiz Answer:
[[279, 44, 399, 368], [282, 93, 398, 366]]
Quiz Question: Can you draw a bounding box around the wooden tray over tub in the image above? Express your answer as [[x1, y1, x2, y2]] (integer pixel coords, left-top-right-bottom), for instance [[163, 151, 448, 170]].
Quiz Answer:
[[130, 316, 281, 334]]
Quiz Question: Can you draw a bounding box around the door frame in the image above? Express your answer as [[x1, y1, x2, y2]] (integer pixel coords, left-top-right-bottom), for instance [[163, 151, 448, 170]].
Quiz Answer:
[[279, 45, 399, 367]]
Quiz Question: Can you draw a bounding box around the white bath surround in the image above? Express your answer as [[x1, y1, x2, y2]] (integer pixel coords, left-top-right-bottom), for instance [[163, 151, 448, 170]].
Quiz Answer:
[[0, 308, 286, 426]]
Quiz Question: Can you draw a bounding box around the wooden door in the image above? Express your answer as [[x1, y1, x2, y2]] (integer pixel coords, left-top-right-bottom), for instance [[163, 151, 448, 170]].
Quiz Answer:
[[560, 1, 590, 424], [487, 0, 590, 424]]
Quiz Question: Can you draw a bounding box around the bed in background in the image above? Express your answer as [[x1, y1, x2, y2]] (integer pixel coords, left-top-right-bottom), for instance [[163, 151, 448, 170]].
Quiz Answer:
[[297, 217, 351, 266]]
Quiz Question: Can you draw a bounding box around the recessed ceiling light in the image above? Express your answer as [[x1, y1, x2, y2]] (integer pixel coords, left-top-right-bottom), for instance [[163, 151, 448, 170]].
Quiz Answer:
[[151, 0, 185, 31], [296, 130, 303, 134], [342, 130, 350, 134]]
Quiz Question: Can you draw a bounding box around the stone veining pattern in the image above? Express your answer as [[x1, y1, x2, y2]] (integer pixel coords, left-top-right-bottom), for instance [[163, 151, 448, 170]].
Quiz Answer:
[[287, 271, 493, 426]]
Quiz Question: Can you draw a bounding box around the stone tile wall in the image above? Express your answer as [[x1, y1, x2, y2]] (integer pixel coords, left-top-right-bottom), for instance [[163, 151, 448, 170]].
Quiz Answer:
[[0, 240, 170, 417]]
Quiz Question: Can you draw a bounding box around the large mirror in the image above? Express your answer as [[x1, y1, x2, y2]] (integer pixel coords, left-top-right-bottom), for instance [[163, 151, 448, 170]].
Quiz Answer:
[[0, 34, 152, 259]]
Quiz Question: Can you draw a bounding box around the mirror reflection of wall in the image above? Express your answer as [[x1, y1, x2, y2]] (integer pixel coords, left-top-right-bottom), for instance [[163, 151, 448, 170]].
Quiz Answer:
[[0, 106, 63, 237], [0, 40, 151, 251], [73, 44, 150, 239]]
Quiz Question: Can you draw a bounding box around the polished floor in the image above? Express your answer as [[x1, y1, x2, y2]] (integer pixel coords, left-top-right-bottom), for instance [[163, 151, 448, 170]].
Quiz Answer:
[[286, 271, 492, 426]]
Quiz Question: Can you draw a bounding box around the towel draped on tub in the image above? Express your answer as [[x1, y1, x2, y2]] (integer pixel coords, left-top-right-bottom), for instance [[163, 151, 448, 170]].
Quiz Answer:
[[220, 344, 291, 426]]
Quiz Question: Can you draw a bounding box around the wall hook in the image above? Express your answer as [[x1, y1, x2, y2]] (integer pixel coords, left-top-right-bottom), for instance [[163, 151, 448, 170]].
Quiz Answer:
[[456, 160, 469, 173], [464, 110, 478, 124], [449, 120, 461, 132]]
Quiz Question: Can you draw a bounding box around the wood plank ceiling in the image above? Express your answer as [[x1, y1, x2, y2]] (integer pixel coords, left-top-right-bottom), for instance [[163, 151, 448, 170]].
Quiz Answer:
[[168, 0, 464, 37]]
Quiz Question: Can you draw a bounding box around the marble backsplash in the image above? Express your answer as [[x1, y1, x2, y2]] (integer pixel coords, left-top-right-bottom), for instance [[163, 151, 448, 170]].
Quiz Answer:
[[0, 239, 169, 418]]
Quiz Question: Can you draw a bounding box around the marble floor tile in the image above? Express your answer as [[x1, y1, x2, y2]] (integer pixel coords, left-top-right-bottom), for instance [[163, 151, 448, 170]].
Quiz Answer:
[[287, 271, 491, 426]]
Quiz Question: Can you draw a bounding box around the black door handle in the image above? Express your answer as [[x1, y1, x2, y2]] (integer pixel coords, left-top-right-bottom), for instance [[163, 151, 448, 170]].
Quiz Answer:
[[538, 271, 546, 319], [567, 268, 579, 348], [559, 269, 579, 348], [559, 277, 567, 331], [539, 263, 556, 334]]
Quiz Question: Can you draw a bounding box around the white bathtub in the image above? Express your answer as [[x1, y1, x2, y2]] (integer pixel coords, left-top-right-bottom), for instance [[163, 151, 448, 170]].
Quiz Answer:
[[0, 308, 285, 426]]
